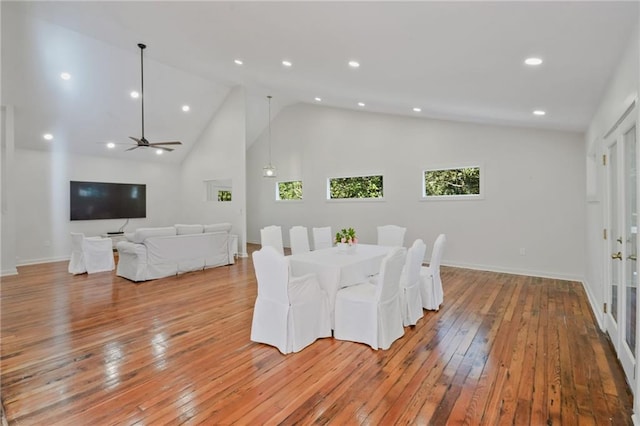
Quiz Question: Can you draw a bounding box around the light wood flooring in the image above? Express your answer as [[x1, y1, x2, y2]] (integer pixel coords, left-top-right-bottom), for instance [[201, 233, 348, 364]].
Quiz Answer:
[[0, 245, 633, 424]]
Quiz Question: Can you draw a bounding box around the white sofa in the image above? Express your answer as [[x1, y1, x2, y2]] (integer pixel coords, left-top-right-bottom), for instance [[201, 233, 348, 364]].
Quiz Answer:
[[116, 223, 235, 282]]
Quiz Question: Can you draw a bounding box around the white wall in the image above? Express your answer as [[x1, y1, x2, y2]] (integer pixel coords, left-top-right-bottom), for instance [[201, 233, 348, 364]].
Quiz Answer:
[[247, 103, 586, 280], [13, 149, 181, 265], [584, 25, 639, 329], [179, 86, 247, 256], [1, 106, 17, 275]]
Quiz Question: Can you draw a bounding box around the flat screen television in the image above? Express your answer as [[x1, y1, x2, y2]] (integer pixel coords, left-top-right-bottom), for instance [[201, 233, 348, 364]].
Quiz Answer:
[[70, 181, 146, 221]]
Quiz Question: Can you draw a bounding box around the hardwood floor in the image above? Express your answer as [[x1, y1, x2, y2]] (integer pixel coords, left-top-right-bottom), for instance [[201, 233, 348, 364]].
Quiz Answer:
[[1, 246, 633, 425]]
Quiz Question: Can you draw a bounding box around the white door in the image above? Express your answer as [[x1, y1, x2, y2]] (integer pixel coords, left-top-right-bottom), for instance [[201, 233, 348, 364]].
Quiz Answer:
[[605, 108, 638, 389]]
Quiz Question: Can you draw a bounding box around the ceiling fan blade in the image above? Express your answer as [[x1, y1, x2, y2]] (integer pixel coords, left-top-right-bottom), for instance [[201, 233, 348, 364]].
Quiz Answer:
[[125, 145, 141, 151], [155, 146, 174, 152], [129, 136, 143, 144], [148, 141, 182, 146]]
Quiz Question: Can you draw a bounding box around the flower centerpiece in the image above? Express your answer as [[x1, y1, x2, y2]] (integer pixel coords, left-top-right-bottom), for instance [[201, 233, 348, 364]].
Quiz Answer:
[[335, 227, 358, 251]]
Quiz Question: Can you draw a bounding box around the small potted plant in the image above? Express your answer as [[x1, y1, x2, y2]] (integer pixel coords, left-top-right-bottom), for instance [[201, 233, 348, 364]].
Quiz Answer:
[[335, 227, 358, 252]]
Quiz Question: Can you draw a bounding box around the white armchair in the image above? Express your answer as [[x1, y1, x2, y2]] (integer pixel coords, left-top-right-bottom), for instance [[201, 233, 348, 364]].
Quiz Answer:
[[312, 226, 333, 250], [334, 247, 406, 350], [260, 225, 284, 255], [68, 233, 115, 275], [250, 246, 331, 354], [420, 234, 447, 310], [400, 239, 427, 326], [289, 226, 310, 255], [377, 225, 407, 247]]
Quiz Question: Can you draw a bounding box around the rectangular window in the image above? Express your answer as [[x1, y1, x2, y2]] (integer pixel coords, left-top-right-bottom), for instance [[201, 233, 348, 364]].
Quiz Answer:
[[423, 166, 482, 199], [277, 180, 303, 200], [328, 175, 383, 200], [204, 179, 232, 202], [217, 190, 232, 202]]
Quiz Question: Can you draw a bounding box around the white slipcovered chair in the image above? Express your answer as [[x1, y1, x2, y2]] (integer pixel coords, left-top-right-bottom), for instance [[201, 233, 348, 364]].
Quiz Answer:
[[289, 226, 311, 255], [334, 247, 407, 350], [377, 225, 407, 247], [420, 234, 447, 310], [250, 246, 332, 354], [312, 226, 333, 250], [68, 233, 115, 275], [399, 239, 427, 326], [260, 225, 284, 255]]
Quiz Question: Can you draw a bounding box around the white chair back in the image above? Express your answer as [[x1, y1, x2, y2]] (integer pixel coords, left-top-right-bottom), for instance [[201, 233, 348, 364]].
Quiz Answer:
[[260, 225, 284, 255], [404, 239, 427, 289], [82, 237, 115, 273], [430, 233, 447, 293], [312, 226, 333, 250], [289, 226, 311, 255], [377, 225, 407, 247], [252, 246, 289, 304], [400, 239, 427, 326], [376, 247, 407, 302]]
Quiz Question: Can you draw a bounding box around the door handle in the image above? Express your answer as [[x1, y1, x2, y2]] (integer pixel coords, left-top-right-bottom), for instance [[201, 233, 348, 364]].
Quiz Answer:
[[628, 254, 637, 261], [612, 252, 622, 260]]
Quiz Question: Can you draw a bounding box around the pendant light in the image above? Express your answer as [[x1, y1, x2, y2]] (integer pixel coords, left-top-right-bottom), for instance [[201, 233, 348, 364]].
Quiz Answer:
[[263, 95, 277, 178]]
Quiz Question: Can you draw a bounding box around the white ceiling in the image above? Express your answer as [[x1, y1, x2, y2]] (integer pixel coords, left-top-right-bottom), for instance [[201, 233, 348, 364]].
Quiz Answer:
[[2, 1, 638, 164]]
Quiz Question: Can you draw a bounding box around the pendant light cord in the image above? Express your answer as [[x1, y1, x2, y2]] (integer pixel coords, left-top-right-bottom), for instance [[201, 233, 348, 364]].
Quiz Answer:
[[267, 95, 272, 166]]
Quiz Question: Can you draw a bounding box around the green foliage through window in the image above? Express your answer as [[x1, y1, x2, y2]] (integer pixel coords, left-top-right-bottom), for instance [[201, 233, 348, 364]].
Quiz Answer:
[[424, 167, 480, 197], [329, 175, 383, 199], [278, 181, 303, 200], [218, 190, 232, 201]]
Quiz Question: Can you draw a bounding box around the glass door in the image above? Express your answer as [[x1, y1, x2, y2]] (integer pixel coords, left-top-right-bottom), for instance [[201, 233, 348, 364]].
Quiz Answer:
[[604, 109, 637, 390]]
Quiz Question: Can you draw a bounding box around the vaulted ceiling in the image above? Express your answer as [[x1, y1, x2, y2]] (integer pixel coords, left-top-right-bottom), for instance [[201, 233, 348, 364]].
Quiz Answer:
[[2, 1, 638, 164]]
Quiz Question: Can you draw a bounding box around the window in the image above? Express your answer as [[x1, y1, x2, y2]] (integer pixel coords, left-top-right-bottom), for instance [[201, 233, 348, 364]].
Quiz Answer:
[[328, 175, 383, 200], [277, 180, 303, 200], [423, 166, 482, 199], [204, 179, 232, 202], [217, 190, 232, 202]]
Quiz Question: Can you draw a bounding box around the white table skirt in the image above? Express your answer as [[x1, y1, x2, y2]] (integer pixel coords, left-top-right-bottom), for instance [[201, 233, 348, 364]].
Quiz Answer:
[[288, 244, 392, 327]]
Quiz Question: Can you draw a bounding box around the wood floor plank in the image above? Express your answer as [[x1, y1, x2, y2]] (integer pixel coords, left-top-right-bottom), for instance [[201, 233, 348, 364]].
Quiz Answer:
[[0, 246, 634, 424]]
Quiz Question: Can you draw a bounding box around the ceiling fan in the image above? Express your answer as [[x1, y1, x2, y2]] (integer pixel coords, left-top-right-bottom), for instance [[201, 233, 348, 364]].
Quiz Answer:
[[127, 43, 182, 152]]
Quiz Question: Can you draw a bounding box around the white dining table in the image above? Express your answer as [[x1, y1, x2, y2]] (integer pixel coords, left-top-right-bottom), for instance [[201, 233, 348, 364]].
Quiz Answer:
[[288, 244, 393, 327]]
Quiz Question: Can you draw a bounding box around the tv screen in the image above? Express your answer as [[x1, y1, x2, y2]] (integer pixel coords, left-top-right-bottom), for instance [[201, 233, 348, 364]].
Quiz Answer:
[[70, 181, 146, 221]]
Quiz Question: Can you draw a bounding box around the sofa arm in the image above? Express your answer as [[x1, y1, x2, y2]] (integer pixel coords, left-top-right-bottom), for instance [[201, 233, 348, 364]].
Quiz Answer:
[[116, 241, 148, 282]]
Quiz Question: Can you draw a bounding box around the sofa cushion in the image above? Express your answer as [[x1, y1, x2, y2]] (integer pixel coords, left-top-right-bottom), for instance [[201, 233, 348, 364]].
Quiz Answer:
[[204, 223, 232, 233], [175, 224, 204, 235], [130, 227, 177, 244]]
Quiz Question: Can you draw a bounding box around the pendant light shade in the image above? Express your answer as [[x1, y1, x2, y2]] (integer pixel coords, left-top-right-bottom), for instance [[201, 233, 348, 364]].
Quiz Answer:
[[263, 95, 277, 178]]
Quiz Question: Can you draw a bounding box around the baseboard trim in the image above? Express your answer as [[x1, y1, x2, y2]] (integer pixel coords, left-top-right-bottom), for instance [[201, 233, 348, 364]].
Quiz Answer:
[[442, 260, 583, 282], [581, 278, 605, 330], [1, 268, 18, 277], [16, 255, 69, 267]]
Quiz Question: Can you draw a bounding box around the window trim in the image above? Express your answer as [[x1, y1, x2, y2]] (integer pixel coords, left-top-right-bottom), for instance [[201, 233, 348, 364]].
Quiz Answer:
[[420, 164, 484, 201], [326, 173, 385, 201]]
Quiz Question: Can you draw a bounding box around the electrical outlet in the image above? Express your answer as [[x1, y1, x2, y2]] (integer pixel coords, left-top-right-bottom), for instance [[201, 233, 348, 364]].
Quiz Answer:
[[519, 247, 526, 256]]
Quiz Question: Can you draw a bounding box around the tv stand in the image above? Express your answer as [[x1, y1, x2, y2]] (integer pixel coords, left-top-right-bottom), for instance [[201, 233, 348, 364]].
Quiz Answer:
[[107, 231, 124, 235], [102, 233, 127, 250]]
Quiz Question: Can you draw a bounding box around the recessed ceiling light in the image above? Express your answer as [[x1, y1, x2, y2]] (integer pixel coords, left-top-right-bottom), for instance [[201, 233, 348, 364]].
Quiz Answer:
[[282, 60, 293, 67], [106, 142, 115, 149], [182, 105, 190, 112], [413, 107, 422, 112], [130, 91, 140, 99], [234, 59, 243, 65], [156, 149, 163, 155], [348, 60, 360, 68], [358, 102, 365, 107], [525, 57, 543, 66], [533, 110, 546, 116], [314, 97, 322, 102], [43, 133, 53, 140], [60, 72, 71, 80]]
